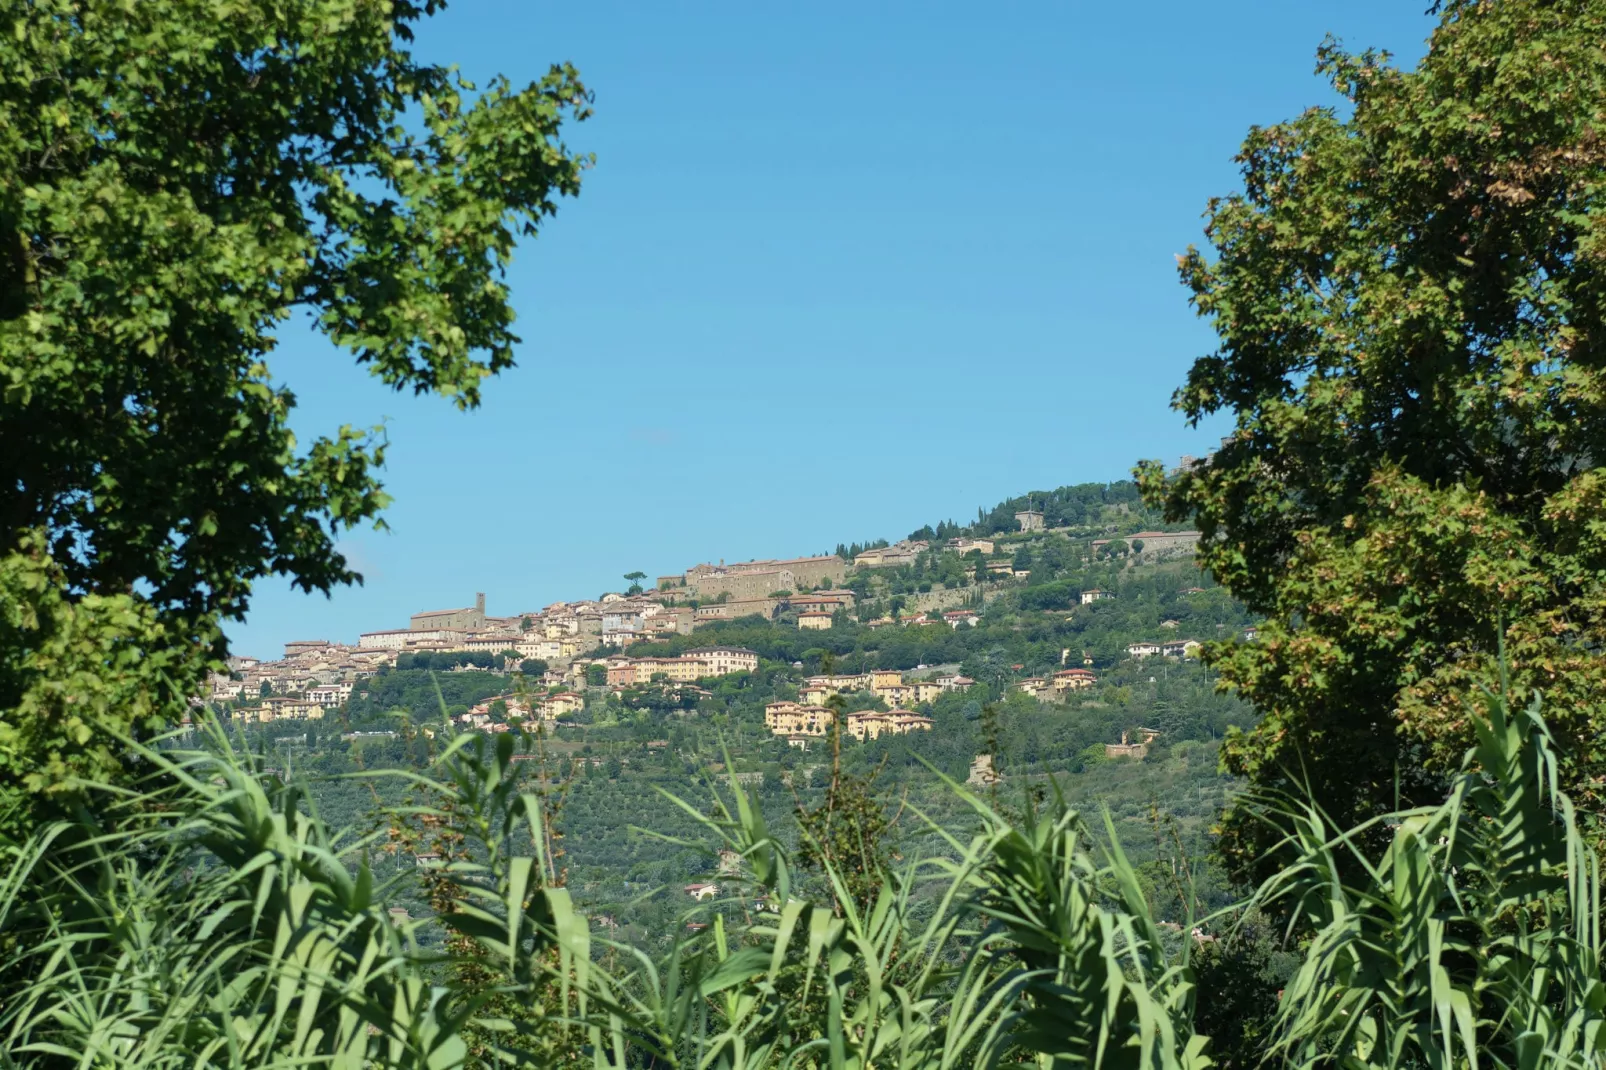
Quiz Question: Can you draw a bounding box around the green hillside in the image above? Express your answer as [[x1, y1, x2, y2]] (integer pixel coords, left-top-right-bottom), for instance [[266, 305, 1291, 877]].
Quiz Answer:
[[260, 481, 1254, 948]]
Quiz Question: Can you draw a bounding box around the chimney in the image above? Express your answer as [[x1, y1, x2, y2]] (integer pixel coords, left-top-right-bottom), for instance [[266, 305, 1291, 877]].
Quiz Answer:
[[475, 592, 485, 614]]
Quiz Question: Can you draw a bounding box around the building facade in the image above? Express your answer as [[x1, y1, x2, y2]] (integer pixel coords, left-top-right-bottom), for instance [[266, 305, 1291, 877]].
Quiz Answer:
[[410, 592, 487, 632]]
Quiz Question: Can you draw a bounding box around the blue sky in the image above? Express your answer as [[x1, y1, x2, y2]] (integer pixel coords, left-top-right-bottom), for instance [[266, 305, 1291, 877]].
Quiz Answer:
[[231, 0, 1435, 658]]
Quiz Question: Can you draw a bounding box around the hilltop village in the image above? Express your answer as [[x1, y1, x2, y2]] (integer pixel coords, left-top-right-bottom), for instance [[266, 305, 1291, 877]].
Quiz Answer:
[[210, 483, 1251, 763], [205, 480, 1263, 930]]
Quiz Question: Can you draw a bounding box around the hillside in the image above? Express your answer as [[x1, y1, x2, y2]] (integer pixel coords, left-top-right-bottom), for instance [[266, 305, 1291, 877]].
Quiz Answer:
[[230, 480, 1257, 949]]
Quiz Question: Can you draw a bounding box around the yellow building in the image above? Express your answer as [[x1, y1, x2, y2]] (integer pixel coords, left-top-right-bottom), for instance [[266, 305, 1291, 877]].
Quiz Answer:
[[869, 669, 903, 691], [687, 646, 760, 676], [630, 656, 703, 683], [541, 692, 584, 719], [798, 683, 835, 706], [764, 701, 833, 737], [1053, 669, 1096, 693], [798, 612, 833, 630], [875, 683, 915, 707], [1015, 677, 1049, 698], [845, 710, 934, 741]]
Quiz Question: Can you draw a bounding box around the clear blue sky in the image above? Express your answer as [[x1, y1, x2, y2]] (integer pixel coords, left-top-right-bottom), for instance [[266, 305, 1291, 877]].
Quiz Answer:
[[230, 0, 1435, 658]]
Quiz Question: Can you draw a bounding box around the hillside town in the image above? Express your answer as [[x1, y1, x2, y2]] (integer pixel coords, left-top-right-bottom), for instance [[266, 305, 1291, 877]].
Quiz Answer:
[[208, 523, 1225, 744]]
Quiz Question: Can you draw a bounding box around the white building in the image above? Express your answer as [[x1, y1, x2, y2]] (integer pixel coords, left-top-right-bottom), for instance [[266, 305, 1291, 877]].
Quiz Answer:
[[307, 682, 353, 706], [687, 646, 759, 676]]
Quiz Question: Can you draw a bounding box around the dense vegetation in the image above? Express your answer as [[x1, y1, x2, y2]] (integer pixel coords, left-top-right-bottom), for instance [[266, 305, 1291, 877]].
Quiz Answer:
[[5, 1, 1606, 1067], [0, 0, 592, 838], [1136, 0, 1606, 880]]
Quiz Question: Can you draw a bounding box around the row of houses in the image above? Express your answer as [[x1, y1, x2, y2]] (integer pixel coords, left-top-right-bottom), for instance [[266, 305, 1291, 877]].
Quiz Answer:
[[229, 696, 328, 723], [1013, 668, 1097, 698], [761, 668, 973, 744], [206, 642, 395, 710], [603, 646, 761, 688], [457, 690, 586, 730], [763, 702, 935, 744], [794, 668, 972, 708], [1127, 639, 1202, 660], [855, 607, 982, 630]]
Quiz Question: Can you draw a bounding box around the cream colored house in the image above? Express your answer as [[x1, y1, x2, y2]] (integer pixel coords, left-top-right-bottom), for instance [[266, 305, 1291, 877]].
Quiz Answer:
[[1053, 668, 1096, 692], [687, 647, 759, 676], [870, 668, 903, 691], [764, 702, 833, 737], [798, 683, 835, 706], [540, 692, 584, 719], [845, 710, 934, 741]]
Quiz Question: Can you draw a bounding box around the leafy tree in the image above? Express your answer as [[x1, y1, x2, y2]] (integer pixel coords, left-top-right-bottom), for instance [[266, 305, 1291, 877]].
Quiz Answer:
[[0, 0, 590, 827], [1138, 0, 1606, 875], [585, 664, 608, 687], [623, 571, 646, 594]]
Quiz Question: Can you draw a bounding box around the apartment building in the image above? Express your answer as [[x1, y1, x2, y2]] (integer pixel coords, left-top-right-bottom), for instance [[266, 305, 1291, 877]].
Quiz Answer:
[[306, 682, 353, 706], [764, 702, 833, 737], [686, 647, 759, 676], [845, 710, 934, 741]]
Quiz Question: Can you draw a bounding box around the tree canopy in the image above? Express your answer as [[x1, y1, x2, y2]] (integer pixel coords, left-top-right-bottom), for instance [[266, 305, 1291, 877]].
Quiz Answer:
[[1139, 0, 1606, 874], [0, 0, 590, 825]]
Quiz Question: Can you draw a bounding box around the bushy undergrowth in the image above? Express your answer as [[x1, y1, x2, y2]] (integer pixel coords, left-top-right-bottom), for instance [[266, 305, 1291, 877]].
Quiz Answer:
[[2, 688, 1601, 1069]]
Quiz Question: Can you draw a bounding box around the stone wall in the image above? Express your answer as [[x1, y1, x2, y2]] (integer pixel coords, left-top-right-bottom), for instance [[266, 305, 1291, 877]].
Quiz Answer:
[[695, 569, 794, 601]]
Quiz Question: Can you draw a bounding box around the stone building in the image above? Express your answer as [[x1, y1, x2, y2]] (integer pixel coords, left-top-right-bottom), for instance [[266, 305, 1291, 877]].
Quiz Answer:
[[284, 639, 334, 659], [1105, 728, 1159, 760], [787, 591, 856, 613], [854, 541, 927, 568], [684, 554, 846, 595], [693, 598, 780, 624], [411, 592, 486, 632], [694, 568, 796, 602]]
